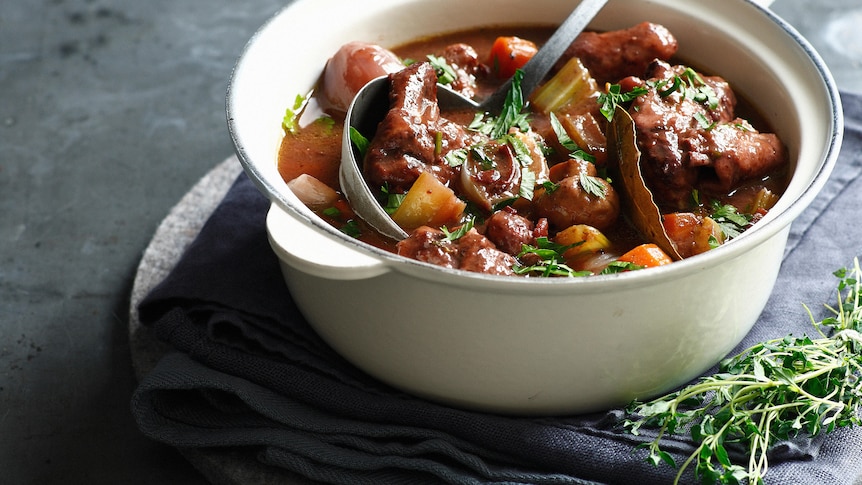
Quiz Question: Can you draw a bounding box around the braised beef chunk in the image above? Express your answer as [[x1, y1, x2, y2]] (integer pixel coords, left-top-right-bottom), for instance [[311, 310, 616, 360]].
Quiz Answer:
[[485, 208, 540, 255], [457, 230, 518, 275], [441, 43, 485, 99], [395, 226, 457, 268], [532, 158, 620, 231], [396, 226, 516, 276], [363, 62, 472, 192], [700, 122, 787, 192], [640, 60, 738, 123], [628, 60, 786, 207], [562, 22, 678, 84]]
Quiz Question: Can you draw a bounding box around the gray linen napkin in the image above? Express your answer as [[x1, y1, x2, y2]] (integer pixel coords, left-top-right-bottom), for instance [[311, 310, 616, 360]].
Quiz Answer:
[[132, 92, 862, 484]]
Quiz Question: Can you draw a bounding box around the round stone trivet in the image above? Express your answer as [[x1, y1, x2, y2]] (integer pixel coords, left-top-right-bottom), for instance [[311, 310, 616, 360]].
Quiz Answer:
[[128, 156, 315, 485]]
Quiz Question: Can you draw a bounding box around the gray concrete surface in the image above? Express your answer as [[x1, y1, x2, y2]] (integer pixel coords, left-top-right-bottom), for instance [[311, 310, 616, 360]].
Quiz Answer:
[[1, 0, 860, 483]]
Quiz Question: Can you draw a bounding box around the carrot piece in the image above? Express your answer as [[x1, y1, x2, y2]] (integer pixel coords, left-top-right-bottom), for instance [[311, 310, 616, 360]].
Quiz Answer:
[[489, 36, 538, 79], [617, 243, 673, 268]]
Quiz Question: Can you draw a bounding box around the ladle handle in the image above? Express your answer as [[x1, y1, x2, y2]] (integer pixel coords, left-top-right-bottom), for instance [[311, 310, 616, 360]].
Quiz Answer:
[[482, 0, 608, 112]]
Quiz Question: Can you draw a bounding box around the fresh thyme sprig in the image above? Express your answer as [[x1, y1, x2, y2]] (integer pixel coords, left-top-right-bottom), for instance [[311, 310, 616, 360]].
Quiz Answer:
[[623, 258, 862, 485]]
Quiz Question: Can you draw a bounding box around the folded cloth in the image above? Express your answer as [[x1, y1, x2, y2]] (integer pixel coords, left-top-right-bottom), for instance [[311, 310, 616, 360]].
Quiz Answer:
[[132, 91, 862, 485]]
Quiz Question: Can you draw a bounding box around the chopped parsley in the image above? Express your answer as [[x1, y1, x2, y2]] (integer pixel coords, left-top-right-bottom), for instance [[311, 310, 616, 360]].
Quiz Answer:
[[380, 184, 406, 215], [444, 148, 469, 167], [446, 132, 540, 202], [600, 260, 644, 274], [549, 111, 579, 152], [710, 200, 753, 239], [322, 206, 362, 238], [708, 234, 721, 250], [513, 237, 588, 277], [519, 169, 537, 201], [579, 174, 608, 199], [339, 219, 362, 238], [694, 112, 716, 130], [349, 126, 370, 157], [469, 69, 531, 139], [505, 134, 538, 201], [471, 144, 497, 170], [571, 149, 597, 164], [440, 217, 475, 241], [282, 93, 309, 134], [598, 84, 648, 121], [322, 206, 341, 218], [426, 55, 458, 85], [542, 180, 560, 194], [651, 67, 719, 110]]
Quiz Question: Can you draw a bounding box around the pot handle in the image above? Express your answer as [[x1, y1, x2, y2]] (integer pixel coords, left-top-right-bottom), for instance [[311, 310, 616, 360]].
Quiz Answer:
[[266, 204, 390, 280]]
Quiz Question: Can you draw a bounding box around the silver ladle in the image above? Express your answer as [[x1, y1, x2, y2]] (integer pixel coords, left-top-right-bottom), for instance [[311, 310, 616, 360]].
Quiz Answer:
[[340, 0, 608, 241]]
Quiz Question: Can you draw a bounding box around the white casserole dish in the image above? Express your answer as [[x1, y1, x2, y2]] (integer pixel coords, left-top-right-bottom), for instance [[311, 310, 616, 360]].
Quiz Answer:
[[228, 0, 843, 414]]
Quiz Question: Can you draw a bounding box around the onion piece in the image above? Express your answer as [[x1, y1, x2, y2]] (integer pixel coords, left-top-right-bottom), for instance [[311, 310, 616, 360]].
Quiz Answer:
[[287, 174, 339, 210]]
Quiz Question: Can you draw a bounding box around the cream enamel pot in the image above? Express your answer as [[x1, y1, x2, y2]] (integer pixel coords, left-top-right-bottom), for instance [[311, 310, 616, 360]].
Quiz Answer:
[[227, 0, 842, 414]]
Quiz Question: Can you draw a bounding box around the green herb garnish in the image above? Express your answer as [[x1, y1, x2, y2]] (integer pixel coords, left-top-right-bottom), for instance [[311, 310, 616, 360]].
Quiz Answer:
[[600, 260, 644, 274], [340, 219, 361, 238], [571, 149, 597, 164], [282, 92, 309, 134], [380, 184, 406, 215], [651, 68, 719, 110], [710, 201, 753, 240], [322, 206, 341, 218], [444, 148, 469, 168], [470, 144, 496, 170], [469, 70, 531, 139], [542, 180, 560, 194], [426, 55, 458, 85], [624, 258, 862, 484], [349, 126, 370, 157], [695, 112, 716, 131], [579, 174, 607, 199], [519, 169, 536, 201], [708, 234, 721, 250], [598, 84, 648, 122], [549, 111, 579, 152], [441, 217, 475, 242], [513, 237, 588, 277], [504, 134, 538, 201]]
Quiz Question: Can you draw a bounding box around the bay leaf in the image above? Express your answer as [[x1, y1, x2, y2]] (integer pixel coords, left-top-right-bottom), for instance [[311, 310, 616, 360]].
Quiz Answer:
[[606, 106, 683, 261]]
